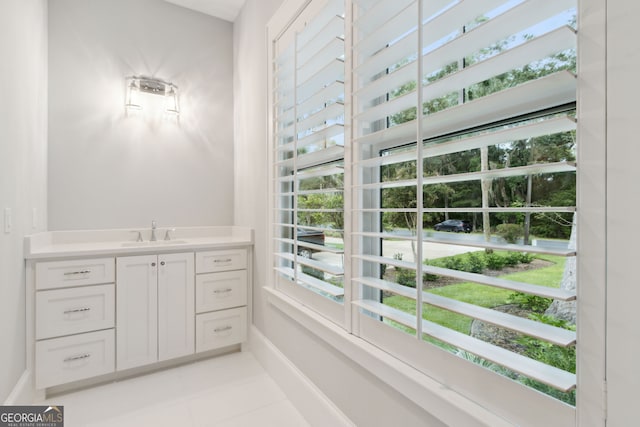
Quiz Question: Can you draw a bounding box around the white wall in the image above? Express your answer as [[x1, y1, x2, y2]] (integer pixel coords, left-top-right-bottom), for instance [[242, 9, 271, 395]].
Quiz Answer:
[[605, 1, 640, 424], [48, 0, 235, 231], [0, 0, 48, 402], [233, 0, 281, 331]]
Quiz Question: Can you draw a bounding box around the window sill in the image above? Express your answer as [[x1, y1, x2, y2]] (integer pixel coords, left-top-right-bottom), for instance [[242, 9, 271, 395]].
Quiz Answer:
[[263, 286, 514, 427]]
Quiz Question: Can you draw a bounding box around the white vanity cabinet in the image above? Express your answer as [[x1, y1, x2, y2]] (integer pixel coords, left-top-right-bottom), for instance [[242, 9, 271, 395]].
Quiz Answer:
[[34, 258, 116, 389], [195, 249, 248, 352], [26, 226, 253, 396], [116, 252, 195, 371]]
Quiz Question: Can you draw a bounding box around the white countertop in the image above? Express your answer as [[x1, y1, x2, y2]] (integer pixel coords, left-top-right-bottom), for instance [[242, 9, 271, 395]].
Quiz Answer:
[[25, 226, 254, 259]]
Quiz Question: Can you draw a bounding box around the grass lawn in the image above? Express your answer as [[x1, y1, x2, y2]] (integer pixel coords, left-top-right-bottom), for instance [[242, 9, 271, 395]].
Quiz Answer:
[[326, 242, 344, 250], [500, 254, 566, 288], [384, 254, 567, 334]]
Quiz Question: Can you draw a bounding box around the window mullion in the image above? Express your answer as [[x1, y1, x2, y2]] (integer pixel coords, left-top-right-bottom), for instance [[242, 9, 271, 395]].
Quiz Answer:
[[343, 0, 354, 332], [415, 0, 425, 339], [292, 32, 300, 286]]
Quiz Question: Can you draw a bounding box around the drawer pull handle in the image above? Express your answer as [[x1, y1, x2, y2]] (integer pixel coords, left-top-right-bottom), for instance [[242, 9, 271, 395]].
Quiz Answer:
[[63, 270, 92, 276], [213, 259, 233, 263], [64, 307, 91, 314], [213, 288, 233, 294], [214, 326, 233, 333], [64, 353, 91, 362]]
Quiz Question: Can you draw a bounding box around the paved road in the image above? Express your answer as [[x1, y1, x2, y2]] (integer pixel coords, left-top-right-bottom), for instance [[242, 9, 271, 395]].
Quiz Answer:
[[313, 232, 568, 267], [381, 239, 483, 263], [314, 236, 483, 267]]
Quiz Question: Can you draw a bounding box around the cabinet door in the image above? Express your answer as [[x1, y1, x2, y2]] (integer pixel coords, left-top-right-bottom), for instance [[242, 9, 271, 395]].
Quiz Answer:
[[158, 253, 195, 361], [116, 255, 158, 370]]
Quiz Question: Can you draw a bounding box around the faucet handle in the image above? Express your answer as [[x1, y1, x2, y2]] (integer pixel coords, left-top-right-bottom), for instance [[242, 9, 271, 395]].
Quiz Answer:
[[131, 230, 143, 242], [164, 228, 176, 241]]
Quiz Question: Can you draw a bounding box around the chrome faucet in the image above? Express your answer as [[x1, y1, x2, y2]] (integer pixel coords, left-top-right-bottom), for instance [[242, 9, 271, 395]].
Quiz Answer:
[[150, 220, 157, 241], [164, 228, 175, 241]]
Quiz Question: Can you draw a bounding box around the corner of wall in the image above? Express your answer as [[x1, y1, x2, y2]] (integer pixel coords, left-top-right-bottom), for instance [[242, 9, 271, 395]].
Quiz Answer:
[[248, 325, 355, 427], [3, 371, 37, 406]]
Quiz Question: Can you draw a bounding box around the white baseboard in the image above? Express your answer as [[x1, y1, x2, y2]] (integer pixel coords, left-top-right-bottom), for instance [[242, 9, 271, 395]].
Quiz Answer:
[[3, 370, 36, 405], [249, 325, 354, 427]]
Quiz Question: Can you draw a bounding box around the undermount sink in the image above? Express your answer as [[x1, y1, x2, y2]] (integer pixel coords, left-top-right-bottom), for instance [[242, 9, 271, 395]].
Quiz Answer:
[[121, 240, 189, 247]]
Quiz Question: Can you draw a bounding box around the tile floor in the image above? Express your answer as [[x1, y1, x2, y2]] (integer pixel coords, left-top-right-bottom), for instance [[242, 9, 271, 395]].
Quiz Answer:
[[39, 352, 311, 427]]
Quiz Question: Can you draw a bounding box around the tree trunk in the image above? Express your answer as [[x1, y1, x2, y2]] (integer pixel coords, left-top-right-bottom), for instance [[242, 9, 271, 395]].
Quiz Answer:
[[444, 192, 449, 220], [481, 147, 491, 242], [523, 174, 532, 245]]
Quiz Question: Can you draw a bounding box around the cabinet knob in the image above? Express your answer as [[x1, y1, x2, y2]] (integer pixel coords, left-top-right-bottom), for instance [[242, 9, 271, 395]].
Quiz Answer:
[[151, 262, 156, 267], [160, 261, 165, 266]]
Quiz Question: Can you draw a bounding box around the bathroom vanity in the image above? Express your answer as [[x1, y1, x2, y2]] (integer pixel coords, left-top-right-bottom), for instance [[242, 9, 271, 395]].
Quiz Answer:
[[24, 226, 253, 397]]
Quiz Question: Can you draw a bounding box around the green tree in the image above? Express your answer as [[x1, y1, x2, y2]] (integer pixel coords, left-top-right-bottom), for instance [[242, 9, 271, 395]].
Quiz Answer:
[[379, 16, 577, 239], [297, 165, 345, 238]]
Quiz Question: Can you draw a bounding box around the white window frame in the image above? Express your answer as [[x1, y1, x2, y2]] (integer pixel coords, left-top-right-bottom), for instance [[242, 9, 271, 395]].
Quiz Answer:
[[268, 0, 352, 328], [266, 0, 606, 425]]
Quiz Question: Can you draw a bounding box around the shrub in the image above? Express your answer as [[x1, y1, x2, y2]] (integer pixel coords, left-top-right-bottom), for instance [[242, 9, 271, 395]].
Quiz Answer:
[[496, 223, 524, 243], [517, 314, 576, 405], [390, 253, 417, 287], [485, 252, 506, 270], [504, 251, 522, 266], [442, 256, 468, 271], [465, 252, 486, 273], [423, 272, 439, 282], [508, 292, 552, 313], [396, 268, 416, 288], [422, 260, 439, 281], [518, 252, 534, 264], [301, 265, 324, 281]]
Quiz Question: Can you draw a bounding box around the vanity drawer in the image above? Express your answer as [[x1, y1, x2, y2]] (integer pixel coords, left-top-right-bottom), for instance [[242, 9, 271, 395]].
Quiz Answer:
[[36, 258, 115, 290], [195, 307, 247, 352], [36, 284, 115, 340], [196, 249, 246, 274], [36, 329, 115, 389], [196, 271, 247, 313]]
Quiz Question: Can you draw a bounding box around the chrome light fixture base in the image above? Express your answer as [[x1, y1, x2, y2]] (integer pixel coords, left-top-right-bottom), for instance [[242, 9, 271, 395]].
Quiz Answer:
[[125, 76, 180, 116]]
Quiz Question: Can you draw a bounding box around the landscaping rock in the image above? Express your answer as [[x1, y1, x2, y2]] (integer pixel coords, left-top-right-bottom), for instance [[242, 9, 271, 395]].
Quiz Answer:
[[470, 304, 529, 354], [544, 214, 577, 325]]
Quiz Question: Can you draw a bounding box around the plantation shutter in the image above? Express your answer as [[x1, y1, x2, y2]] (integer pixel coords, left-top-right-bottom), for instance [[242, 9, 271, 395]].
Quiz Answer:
[[351, 0, 577, 396], [272, 0, 347, 324]]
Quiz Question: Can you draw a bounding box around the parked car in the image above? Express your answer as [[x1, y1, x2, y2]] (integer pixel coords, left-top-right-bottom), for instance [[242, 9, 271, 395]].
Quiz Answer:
[[297, 229, 325, 258], [434, 219, 472, 233]]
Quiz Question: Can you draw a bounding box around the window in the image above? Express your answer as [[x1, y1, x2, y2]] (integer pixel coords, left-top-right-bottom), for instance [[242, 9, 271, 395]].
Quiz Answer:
[[351, 0, 577, 419], [271, 0, 347, 325], [270, 0, 581, 423]]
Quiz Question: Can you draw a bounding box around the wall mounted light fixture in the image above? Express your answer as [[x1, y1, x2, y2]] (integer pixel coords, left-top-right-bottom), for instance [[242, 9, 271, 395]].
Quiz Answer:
[[125, 76, 180, 116]]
